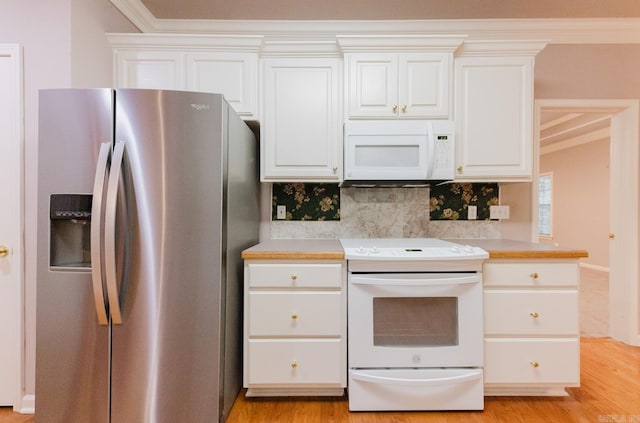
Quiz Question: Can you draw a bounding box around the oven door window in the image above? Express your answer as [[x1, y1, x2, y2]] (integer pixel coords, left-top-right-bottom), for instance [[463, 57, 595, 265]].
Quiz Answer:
[[372, 297, 458, 347]]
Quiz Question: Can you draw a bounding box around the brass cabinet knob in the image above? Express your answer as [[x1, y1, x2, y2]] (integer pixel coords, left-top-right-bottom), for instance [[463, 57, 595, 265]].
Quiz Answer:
[[0, 245, 8, 258], [529, 312, 539, 319], [291, 361, 297, 369], [457, 166, 463, 174], [402, 105, 407, 113], [609, 233, 615, 239], [291, 314, 298, 320], [291, 275, 297, 282], [530, 273, 539, 280], [392, 104, 398, 113], [530, 361, 540, 368]]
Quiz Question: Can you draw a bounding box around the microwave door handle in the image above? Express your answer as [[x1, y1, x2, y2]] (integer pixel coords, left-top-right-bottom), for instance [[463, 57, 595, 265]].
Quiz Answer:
[[425, 122, 435, 177], [351, 371, 482, 387], [350, 274, 479, 287], [90, 142, 111, 326], [104, 141, 126, 325]]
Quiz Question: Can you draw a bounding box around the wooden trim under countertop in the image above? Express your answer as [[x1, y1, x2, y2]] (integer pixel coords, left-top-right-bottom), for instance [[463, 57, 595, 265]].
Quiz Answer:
[[487, 250, 589, 259], [241, 251, 345, 260]]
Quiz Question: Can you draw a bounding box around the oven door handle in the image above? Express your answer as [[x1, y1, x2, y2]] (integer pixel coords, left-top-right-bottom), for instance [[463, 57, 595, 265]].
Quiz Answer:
[[350, 274, 479, 286], [351, 371, 482, 387]]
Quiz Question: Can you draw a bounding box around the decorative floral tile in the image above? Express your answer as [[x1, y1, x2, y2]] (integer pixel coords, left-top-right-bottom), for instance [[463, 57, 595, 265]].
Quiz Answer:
[[429, 183, 499, 220], [272, 183, 340, 221]]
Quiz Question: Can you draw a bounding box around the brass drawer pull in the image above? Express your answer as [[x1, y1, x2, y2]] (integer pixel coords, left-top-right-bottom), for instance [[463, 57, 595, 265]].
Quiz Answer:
[[530, 273, 539, 280], [291, 314, 298, 320], [530, 361, 540, 368], [291, 361, 297, 369], [392, 104, 398, 113], [529, 312, 539, 319], [291, 275, 297, 282]]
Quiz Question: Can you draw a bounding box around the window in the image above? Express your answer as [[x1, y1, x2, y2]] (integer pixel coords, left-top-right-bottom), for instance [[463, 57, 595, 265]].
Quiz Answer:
[[538, 172, 552, 237]]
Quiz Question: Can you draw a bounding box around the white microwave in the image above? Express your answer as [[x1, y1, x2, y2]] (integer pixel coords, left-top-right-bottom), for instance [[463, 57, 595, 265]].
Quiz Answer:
[[343, 120, 455, 186]]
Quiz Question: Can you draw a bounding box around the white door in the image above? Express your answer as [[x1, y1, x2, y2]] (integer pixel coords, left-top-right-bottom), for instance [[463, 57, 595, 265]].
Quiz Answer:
[[0, 44, 23, 408]]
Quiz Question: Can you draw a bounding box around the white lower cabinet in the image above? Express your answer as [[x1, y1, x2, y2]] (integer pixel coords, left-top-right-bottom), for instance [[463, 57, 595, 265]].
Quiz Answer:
[[483, 259, 580, 396], [243, 260, 346, 396]]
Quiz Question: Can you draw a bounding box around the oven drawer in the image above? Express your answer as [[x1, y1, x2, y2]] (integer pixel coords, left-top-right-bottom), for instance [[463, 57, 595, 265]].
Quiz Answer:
[[484, 290, 578, 335], [248, 291, 342, 336], [484, 338, 579, 384], [247, 263, 343, 288], [248, 339, 344, 385], [348, 368, 484, 411], [484, 262, 578, 287]]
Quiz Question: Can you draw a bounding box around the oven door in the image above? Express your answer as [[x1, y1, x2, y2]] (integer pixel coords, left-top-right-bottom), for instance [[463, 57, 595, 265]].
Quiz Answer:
[[348, 272, 483, 368]]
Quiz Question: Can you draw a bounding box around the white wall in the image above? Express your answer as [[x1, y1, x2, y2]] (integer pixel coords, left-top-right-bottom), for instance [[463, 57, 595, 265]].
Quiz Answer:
[[0, 0, 136, 400], [539, 139, 610, 267]]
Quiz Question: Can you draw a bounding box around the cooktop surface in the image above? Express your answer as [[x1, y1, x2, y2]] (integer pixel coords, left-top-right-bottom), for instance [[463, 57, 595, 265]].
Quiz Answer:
[[339, 238, 488, 260]]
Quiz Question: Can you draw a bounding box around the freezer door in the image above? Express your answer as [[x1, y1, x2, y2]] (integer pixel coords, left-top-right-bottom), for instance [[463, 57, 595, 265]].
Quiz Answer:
[[110, 90, 227, 422], [35, 89, 112, 423]]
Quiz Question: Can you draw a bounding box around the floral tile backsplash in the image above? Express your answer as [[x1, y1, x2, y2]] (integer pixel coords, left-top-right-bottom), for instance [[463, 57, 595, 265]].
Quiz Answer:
[[429, 183, 499, 220], [272, 183, 340, 220], [270, 182, 502, 239]]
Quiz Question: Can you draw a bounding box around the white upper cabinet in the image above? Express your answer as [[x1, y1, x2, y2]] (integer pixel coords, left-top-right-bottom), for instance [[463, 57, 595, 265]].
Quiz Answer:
[[116, 50, 184, 90], [261, 56, 342, 182], [346, 53, 451, 118], [338, 35, 465, 120], [453, 40, 548, 181], [109, 34, 262, 119], [185, 52, 258, 118]]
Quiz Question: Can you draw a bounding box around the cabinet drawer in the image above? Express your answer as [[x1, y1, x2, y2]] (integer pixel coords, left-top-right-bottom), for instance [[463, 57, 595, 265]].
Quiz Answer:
[[248, 339, 344, 385], [483, 262, 578, 287], [484, 338, 579, 384], [247, 263, 343, 288], [249, 292, 342, 336], [484, 290, 578, 335]]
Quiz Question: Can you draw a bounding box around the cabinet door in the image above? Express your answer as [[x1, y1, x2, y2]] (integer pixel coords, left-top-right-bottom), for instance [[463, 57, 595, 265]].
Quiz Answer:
[[399, 53, 450, 118], [454, 56, 534, 181], [186, 52, 258, 119], [115, 50, 184, 90], [347, 53, 398, 118], [262, 58, 342, 182]]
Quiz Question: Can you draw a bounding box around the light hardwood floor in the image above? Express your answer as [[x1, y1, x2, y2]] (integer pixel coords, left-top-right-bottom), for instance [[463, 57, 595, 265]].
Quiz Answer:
[[2, 338, 638, 423]]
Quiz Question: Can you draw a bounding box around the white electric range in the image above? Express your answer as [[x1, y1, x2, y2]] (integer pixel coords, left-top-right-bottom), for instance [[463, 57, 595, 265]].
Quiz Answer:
[[340, 238, 489, 412]]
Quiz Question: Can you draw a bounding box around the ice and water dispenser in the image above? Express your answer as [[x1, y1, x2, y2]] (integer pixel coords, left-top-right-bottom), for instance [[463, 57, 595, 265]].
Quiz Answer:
[[49, 194, 92, 269]]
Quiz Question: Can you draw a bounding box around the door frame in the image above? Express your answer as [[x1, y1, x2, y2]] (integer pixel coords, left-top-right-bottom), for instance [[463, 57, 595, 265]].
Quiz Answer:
[[533, 99, 640, 346], [0, 44, 25, 410]]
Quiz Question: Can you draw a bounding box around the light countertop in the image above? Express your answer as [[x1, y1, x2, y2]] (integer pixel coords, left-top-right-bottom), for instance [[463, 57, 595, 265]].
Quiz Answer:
[[241, 238, 588, 260], [241, 239, 344, 260]]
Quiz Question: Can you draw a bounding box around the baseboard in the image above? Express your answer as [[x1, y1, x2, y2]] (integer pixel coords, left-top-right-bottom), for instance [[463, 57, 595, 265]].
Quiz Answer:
[[18, 394, 34, 414], [580, 262, 610, 273]]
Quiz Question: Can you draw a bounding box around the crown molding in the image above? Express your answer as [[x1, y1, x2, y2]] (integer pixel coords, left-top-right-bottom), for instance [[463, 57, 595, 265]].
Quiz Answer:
[[111, 0, 640, 44], [106, 33, 264, 51], [337, 35, 467, 52]]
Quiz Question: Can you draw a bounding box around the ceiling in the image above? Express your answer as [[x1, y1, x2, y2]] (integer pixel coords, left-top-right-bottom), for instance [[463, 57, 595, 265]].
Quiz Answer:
[[138, 0, 640, 21], [539, 110, 611, 155]]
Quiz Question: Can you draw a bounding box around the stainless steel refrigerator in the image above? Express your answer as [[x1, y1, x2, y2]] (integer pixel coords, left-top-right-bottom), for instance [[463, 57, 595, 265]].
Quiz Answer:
[[35, 89, 259, 423]]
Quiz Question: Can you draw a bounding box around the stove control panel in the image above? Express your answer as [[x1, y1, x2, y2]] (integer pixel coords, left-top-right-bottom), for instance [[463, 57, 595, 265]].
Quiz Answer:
[[343, 245, 488, 260]]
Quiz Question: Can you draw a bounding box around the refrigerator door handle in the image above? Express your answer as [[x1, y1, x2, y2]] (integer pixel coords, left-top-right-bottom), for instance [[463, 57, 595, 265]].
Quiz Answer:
[[90, 142, 111, 326], [105, 140, 126, 325]]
